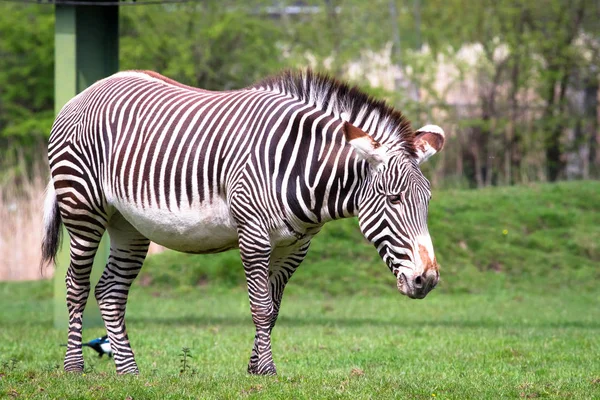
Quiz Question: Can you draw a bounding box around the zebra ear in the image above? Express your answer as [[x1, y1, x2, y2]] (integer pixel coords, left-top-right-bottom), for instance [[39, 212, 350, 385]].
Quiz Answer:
[[342, 122, 388, 169], [414, 124, 445, 165]]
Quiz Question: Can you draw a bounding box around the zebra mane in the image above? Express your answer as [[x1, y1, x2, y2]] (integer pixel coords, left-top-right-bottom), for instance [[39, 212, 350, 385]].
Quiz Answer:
[[251, 69, 416, 156]]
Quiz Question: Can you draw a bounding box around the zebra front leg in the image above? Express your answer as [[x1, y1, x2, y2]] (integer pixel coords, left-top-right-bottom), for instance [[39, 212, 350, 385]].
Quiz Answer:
[[268, 241, 311, 332], [95, 219, 149, 374], [238, 227, 278, 375], [64, 231, 105, 372]]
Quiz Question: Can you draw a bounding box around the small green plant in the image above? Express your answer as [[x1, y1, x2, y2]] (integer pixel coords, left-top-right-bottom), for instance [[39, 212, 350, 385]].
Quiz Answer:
[[179, 347, 192, 375]]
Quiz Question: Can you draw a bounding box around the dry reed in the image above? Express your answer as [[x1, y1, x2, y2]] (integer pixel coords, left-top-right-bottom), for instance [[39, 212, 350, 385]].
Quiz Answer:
[[0, 153, 164, 281], [0, 156, 50, 281]]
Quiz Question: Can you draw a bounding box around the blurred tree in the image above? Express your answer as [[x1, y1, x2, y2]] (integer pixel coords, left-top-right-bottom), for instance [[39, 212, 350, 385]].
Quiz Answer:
[[119, 1, 285, 90], [523, 0, 591, 181], [415, 0, 600, 183], [0, 0, 598, 187], [0, 3, 54, 143]]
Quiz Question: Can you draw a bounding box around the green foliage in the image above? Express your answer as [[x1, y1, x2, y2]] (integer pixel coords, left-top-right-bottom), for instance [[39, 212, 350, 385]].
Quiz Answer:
[[0, 3, 54, 133], [1, 0, 599, 186], [142, 181, 600, 295], [120, 1, 286, 90], [0, 281, 598, 398], [0, 3, 54, 182]]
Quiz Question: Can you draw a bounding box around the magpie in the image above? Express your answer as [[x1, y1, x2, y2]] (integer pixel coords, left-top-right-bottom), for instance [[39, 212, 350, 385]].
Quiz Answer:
[[84, 335, 113, 358], [61, 335, 113, 358]]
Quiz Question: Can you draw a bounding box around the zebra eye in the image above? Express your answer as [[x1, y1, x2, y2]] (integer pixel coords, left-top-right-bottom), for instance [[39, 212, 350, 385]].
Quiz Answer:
[[388, 194, 402, 204]]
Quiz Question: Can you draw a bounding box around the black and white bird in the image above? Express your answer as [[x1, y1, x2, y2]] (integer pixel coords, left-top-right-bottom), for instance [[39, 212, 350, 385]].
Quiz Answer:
[[84, 335, 113, 358], [61, 335, 113, 358]]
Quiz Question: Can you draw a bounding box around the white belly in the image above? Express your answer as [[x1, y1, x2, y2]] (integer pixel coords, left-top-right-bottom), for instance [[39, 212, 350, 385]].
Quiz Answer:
[[111, 197, 239, 254]]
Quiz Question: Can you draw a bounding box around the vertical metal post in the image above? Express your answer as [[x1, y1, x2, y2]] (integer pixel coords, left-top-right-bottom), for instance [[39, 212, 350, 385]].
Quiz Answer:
[[54, 0, 119, 329]]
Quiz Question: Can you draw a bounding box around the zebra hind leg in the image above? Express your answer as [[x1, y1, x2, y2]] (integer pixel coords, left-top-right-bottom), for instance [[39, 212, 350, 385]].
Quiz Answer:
[[95, 214, 149, 375], [63, 224, 107, 372]]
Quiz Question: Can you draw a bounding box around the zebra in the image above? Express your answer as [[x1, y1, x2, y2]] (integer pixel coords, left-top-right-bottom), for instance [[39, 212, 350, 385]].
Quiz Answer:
[[41, 69, 445, 376]]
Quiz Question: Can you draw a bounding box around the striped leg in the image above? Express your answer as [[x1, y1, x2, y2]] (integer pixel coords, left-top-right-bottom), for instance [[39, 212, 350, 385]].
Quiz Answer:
[[94, 215, 149, 374], [238, 225, 278, 375], [64, 230, 105, 372], [268, 241, 311, 332]]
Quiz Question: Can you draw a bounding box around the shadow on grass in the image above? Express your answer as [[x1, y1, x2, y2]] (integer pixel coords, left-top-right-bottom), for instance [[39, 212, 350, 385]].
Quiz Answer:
[[4, 312, 598, 330], [124, 314, 600, 330]]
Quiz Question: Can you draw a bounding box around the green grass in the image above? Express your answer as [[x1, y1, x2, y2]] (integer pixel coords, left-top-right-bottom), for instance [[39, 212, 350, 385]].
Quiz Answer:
[[1, 181, 599, 398], [1, 282, 599, 399], [142, 181, 600, 294]]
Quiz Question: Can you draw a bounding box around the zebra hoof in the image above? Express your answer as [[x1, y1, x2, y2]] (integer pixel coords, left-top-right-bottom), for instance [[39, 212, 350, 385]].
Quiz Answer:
[[63, 360, 84, 373], [247, 362, 277, 376], [116, 366, 140, 375]]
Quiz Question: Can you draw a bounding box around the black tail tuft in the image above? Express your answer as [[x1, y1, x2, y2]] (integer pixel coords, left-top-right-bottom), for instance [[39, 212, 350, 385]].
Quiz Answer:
[[40, 181, 63, 271]]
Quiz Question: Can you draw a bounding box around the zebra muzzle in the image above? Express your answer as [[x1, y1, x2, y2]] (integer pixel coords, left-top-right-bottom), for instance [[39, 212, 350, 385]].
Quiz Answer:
[[396, 270, 438, 299]]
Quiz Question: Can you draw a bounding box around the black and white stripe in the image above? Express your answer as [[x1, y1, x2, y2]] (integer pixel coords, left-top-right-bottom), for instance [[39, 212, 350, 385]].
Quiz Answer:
[[41, 69, 445, 375]]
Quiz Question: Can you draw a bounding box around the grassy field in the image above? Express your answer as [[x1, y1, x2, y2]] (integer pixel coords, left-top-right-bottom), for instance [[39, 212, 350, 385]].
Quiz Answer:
[[1, 282, 599, 399], [141, 181, 600, 295], [1, 181, 599, 399]]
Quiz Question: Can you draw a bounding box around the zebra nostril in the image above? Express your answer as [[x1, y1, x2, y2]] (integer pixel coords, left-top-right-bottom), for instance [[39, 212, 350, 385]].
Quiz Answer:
[[414, 275, 424, 289]]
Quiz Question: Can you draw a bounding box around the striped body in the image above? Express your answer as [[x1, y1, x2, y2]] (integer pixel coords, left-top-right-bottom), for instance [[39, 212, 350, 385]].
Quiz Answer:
[[43, 70, 445, 375]]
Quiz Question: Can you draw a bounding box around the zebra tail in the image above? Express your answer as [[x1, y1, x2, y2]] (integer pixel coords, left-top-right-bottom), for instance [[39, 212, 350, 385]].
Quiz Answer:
[[40, 179, 63, 270]]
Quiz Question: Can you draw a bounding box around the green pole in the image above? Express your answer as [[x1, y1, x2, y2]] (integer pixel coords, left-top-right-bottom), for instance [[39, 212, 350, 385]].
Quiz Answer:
[[54, 0, 119, 329]]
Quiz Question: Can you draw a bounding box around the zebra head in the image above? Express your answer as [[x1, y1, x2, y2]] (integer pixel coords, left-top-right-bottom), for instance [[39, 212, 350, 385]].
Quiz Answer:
[[344, 122, 445, 299]]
